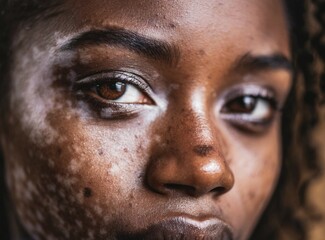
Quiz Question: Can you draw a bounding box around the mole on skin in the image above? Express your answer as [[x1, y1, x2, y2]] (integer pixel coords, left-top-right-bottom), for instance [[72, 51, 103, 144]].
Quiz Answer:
[[83, 187, 92, 198]]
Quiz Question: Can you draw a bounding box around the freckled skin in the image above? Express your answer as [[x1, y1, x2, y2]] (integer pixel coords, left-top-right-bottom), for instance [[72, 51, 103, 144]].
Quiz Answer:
[[0, 0, 292, 239]]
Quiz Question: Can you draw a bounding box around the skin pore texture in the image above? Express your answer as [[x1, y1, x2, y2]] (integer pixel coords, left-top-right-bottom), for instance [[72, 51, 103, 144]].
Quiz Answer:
[[0, 0, 293, 239]]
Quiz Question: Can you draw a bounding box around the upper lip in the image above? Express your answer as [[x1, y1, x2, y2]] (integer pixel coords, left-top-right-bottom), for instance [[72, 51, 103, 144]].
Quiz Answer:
[[117, 215, 234, 240]]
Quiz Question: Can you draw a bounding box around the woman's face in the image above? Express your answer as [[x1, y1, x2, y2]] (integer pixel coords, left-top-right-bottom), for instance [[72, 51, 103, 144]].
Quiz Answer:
[[1, 0, 292, 239]]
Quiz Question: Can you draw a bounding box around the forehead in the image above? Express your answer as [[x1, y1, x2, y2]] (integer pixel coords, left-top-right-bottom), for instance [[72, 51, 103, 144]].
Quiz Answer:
[[23, 0, 289, 48], [63, 0, 288, 37], [65, 0, 286, 23]]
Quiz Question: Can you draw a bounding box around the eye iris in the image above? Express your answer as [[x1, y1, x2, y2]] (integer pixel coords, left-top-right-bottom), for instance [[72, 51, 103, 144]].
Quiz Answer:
[[96, 81, 126, 100], [226, 96, 257, 113]]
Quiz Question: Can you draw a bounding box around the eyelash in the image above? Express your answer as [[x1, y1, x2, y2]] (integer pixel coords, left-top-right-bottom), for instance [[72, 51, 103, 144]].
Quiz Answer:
[[76, 71, 151, 93], [219, 85, 279, 132], [74, 71, 154, 118]]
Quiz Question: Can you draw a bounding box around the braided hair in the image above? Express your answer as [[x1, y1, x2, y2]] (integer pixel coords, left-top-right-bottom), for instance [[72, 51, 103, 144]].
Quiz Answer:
[[311, 0, 325, 102], [252, 0, 323, 239]]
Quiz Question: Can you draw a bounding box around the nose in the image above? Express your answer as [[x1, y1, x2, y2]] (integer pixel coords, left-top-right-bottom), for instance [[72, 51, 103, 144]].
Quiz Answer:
[[146, 109, 234, 198]]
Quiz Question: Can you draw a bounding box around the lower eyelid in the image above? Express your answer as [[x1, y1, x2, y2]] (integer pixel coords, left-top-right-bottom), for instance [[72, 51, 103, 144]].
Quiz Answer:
[[220, 113, 276, 133], [75, 91, 154, 120], [220, 113, 270, 123]]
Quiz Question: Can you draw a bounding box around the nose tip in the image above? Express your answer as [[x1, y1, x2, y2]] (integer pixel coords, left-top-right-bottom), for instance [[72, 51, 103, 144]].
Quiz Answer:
[[146, 148, 234, 197], [194, 160, 234, 195], [146, 103, 234, 198]]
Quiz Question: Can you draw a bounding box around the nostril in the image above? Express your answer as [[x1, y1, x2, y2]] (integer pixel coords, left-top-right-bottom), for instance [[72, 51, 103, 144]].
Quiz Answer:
[[211, 186, 227, 195], [164, 183, 196, 195]]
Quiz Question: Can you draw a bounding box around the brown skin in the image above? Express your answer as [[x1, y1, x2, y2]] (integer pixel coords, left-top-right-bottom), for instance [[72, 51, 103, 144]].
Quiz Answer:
[[0, 0, 292, 239]]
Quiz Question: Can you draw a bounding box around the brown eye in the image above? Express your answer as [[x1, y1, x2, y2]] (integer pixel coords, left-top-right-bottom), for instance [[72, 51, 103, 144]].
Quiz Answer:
[[96, 81, 126, 100], [222, 96, 257, 114], [220, 95, 276, 123], [76, 71, 154, 109], [88, 80, 152, 104]]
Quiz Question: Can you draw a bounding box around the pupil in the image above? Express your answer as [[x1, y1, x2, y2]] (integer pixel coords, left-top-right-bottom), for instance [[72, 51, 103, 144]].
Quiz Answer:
[[109, 82, 124, 92]]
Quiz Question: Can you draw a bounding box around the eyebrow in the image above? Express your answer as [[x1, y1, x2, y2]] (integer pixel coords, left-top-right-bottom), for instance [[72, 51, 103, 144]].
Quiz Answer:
[[233, 53, 293, 73], [60, 28, 180, 66]]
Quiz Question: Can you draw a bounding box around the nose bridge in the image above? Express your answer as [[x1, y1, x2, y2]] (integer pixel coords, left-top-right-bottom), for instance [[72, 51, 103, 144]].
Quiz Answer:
[[146, 91, 234, 197], [169, 88, 216, 146], [172, 109, 217, 155], [169, 89, 220, 155]]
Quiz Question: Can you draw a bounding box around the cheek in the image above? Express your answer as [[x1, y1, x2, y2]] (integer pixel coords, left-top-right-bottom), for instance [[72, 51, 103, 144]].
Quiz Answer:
[[3, 105, 152, 239], [224, 127, 281, 238], [5, 44, 156, 238]]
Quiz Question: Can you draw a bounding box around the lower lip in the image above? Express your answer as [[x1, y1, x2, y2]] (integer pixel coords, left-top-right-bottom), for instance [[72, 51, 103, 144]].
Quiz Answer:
[[117, 217, 234, 240]]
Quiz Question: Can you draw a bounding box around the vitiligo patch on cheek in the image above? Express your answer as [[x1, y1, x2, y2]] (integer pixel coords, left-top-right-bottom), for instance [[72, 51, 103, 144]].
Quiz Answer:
[[9, 46, 60, 146]]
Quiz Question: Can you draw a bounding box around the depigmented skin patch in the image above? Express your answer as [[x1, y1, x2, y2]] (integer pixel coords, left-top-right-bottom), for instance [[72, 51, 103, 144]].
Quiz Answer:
[[2, 0, 292, 239]]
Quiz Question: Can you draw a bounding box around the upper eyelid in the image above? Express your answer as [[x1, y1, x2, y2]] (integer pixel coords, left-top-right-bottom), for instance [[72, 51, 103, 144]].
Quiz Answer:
[[75, 70, 154, 95], [217, 84, 278, 111], [223, 85, 276, 101]]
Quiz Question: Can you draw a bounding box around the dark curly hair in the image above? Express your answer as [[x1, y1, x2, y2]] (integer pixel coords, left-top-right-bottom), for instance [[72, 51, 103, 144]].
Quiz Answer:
[[252, 0, 324, 239], [0, 0, 323, 239]]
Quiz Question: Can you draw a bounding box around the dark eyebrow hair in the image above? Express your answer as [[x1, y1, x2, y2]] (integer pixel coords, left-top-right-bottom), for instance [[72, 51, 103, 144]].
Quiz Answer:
[[60, 28, 180, 66], [233, 53, 293, 72]]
